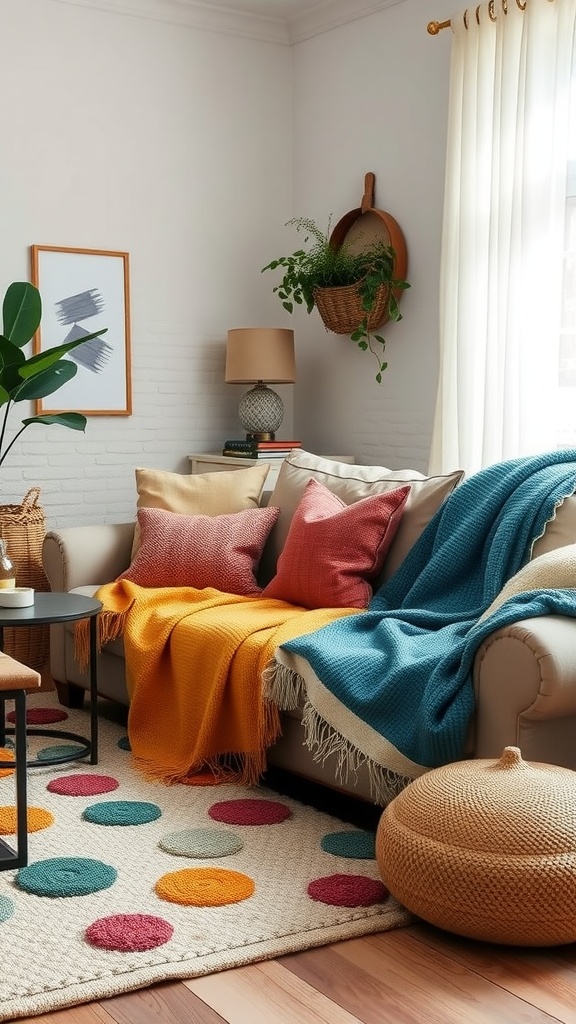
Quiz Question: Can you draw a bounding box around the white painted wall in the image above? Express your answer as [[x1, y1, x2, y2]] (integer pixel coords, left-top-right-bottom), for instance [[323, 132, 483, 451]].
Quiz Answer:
[[0, 0, 293, 526], [287, 0, 456, 471], [0, 0, 457, 531]]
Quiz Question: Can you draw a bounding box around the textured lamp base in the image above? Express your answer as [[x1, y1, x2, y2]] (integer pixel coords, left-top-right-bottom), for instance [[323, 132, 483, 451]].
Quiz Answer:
[[239, 383, 284, 441]]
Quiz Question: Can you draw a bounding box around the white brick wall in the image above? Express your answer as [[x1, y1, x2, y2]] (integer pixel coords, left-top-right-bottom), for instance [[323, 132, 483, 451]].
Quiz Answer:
[[1, 0, 458, 534]]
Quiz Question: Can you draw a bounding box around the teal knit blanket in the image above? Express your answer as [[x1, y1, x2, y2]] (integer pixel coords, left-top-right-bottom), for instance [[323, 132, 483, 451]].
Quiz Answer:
[[276, 450, 576, 773]]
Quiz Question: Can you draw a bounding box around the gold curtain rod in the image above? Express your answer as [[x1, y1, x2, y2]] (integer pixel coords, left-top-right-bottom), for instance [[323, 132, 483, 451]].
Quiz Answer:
[[427, 18, 451, 32], [427, 0, 529, 34]]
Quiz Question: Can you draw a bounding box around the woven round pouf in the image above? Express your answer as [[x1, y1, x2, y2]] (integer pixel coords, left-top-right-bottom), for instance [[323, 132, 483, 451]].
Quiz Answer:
[[376, 747, 576, 946]]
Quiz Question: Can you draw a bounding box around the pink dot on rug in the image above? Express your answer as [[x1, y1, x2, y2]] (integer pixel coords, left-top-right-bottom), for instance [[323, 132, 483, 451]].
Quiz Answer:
[[85, 913, 174, 952], [208, 799, 292, 825], [47, 775, 120, 796], [6, 707, 68, 725], [307, 873, 389, 907]]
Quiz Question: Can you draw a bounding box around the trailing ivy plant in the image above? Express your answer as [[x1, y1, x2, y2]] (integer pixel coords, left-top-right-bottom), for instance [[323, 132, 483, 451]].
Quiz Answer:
[[0, 281, 107, 467], [262, 217, 410, 383]]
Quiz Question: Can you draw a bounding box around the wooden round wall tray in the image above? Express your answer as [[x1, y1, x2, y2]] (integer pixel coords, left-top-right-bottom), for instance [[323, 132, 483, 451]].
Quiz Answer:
[[315, 172, 408, 335]]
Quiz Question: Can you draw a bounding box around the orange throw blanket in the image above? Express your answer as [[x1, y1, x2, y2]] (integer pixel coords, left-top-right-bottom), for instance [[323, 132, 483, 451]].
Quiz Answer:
[[76, 580, 356, 786]]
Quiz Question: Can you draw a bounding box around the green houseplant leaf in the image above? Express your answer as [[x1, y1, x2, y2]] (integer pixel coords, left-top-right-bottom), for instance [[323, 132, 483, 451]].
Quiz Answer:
[[262, 218, 410, 383], [0, 280, 108, 467]]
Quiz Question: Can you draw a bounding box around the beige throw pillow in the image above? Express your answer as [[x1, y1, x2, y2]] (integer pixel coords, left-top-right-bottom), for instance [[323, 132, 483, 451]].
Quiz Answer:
[[131, 463, 270, 559], [258, 451, 464, 585]]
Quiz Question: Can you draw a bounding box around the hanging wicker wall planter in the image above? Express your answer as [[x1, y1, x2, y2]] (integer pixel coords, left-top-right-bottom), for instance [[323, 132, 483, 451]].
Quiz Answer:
[[261, 171, 410, 382], [313, 278, 390, 335], [313, 172, 408, 337]]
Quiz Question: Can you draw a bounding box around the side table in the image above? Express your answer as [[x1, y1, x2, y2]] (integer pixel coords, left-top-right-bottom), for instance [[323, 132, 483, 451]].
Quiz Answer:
[[188, 453, 355, 499], [0, 593, 102, 767]]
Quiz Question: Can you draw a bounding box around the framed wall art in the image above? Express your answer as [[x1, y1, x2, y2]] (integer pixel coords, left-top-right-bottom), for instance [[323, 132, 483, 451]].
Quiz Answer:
[[31, 245, 132, 416]]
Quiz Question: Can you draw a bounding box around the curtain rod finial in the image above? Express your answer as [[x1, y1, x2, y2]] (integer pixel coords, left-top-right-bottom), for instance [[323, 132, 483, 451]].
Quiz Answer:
[[427, 18, 451, 33]]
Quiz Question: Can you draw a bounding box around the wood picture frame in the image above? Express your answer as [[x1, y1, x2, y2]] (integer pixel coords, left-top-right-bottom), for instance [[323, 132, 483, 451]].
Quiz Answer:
[[31, 245, 132, 416]]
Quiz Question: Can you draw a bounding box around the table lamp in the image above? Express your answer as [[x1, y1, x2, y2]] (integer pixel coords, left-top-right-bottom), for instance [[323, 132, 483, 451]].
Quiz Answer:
[[225, 327, 296, 440]]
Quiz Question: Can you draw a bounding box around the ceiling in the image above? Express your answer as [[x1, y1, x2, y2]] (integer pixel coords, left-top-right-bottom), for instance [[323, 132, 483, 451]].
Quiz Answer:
[[53, 0, 399, 45], [203, 0, 327, 15]]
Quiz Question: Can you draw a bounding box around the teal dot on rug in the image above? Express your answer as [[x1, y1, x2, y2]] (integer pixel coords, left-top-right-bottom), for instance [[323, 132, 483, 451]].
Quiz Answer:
[[36, 744, 86, 762], [321, 830, 376, 860], [83, 801, 162, 826], [118, 736, 131, 751], [159, 828, 244, 858], [16, 857, 117, 897], [0, 894, 14, 923]]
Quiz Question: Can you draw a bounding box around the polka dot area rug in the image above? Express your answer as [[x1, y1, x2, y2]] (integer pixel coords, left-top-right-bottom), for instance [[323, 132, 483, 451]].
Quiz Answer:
[[0, 694, 410, 1021]]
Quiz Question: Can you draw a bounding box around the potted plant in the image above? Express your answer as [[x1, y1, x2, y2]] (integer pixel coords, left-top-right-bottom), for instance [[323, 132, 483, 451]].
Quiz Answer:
[[262, 217, 410, 383], [0, 280, 107, 467]]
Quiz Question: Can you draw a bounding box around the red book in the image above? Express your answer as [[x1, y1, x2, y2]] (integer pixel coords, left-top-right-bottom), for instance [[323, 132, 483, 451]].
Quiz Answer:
[[256, 441, 302, 450]]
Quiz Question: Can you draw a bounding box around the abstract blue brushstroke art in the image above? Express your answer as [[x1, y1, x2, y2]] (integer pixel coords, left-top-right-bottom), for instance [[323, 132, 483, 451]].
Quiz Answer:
[[55, 290, 113, 373]]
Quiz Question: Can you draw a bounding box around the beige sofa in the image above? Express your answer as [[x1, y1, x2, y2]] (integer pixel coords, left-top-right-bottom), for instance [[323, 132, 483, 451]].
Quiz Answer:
[[42, 452, 576, 803]]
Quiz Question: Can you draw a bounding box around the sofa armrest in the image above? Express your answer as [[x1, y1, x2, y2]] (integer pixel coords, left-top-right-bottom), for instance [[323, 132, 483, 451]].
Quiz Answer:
[[43, 522, 135, 593], [473, 615, 576, 769]]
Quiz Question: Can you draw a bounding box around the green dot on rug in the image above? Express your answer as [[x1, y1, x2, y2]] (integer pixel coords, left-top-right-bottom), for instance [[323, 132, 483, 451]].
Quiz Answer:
[[0, 894, 14, 922], [82, 801, 161, 826], [36, 743, 86, 762], [159, 828, 244, 858], [321, 830, 376, 859], [16, 857, 117, 897]]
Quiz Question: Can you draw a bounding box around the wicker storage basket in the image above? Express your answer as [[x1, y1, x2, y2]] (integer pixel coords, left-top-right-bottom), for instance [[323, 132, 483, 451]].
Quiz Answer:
[[313, 281, 390, 336], [0, 487, 50, 671], [376, 746, 576, 946]]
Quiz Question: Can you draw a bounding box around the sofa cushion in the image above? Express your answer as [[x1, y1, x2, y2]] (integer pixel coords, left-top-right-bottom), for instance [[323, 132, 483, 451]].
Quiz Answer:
[[259, 451, 464, 585], [132, 463, 271, 558], [531, 494, 576, 559], [262, 478, 410, 609], [123, 505, 280, 596]]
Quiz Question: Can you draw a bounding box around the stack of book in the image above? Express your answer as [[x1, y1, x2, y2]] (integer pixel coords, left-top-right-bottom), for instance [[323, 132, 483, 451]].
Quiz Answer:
[[222, 440, 302, 459]]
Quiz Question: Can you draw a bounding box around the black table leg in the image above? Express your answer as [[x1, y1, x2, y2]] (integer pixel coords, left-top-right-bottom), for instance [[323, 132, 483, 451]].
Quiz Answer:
[[89, 612, 98, 764], [14, 689, 28, 866]]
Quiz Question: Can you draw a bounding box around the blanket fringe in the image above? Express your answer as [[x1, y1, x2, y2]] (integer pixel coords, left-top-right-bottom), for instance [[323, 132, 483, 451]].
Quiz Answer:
[[263, 661, 411, 805], [262, 660, 307, 710], [74, 605, 131, 672], [131, 749, 268, 788], [300, 702, 412, 806]]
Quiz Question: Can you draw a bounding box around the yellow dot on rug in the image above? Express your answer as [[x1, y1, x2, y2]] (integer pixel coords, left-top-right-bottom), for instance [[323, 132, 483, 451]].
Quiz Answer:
[[155, 867, 255, 907], [0, 749, 15, 778], [0, 806, 54, 833]]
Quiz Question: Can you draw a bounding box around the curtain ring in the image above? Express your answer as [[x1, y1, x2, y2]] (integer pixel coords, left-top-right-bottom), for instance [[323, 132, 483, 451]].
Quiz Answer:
[[489, 0, 496, 19], [516, 0, 526, 7], [502, 0, 508, 12], [475, 3, 481, 23], [463, 7, 469, 26]]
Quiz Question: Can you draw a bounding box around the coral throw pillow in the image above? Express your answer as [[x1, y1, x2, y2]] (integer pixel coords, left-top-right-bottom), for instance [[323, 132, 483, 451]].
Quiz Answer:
[[131, 463, 271, 560], [262, 478, 410, 609], [122, 505, 280, 596]]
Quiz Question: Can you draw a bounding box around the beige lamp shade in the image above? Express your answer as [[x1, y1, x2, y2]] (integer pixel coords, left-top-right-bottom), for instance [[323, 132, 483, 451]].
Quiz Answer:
[[225, 328, 296, 384]]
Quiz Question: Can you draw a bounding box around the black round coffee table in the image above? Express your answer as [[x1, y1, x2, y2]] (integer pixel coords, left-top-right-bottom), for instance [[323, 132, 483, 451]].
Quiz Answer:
[[0, 593, 102, 767]]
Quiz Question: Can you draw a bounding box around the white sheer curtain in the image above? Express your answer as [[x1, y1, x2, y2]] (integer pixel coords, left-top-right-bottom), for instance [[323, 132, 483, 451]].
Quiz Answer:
[[429, 0, 576, 476]]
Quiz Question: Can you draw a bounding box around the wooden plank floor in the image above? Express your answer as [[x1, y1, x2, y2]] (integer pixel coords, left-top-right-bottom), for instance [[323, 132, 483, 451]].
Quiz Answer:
[[14, 922, 576, 1024]]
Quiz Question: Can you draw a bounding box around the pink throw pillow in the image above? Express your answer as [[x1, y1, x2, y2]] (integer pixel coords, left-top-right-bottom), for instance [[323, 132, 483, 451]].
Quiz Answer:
[[122, 505, 280, 596], [262, 478, 410, 609]]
